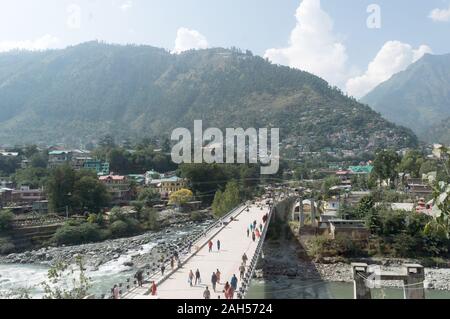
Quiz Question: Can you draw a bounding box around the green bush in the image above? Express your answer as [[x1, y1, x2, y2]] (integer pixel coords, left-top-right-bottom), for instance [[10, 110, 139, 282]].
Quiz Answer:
[[0, 210, 14, 232], [53, 223, 102, 246], [109, 220, 130, 238], [140, 209, 160, 231], [109, 218, 141, 238], [190, 212, 204, 222], [0, 237, 15, 255]]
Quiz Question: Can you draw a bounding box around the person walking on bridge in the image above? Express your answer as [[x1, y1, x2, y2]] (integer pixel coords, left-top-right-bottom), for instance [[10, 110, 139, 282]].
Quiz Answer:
[[188, 270, 194, 287], [161, 264, 166, 277], [217, 239, 221, 252], [135, 269, 144, 287], [208, 240, 213, 253], [195, 269, 201, 285], [211, 272, 218, 292], [113, 285, 120, 299], [239, 264, 246, 280], [242, 253, 248, 265], [216, 269, 221, 284], [150, 281, 157, 296], [230, 274, 238, 291], [223, 282, 230, 299], [252, 231, 256, 242], [203, 286, 211, 299], [247, 227, 250, 238]]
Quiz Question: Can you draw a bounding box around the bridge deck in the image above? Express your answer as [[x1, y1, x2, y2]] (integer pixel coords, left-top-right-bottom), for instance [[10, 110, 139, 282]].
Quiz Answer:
[[123, 203, 270, 299]]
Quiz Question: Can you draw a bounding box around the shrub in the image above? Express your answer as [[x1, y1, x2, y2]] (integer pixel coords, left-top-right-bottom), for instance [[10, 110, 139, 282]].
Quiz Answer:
[[392, 233, 418, 258], [109, 220, 130, 238], [190, 212, 204, 222], [53, 223, 101, 246], [0, 210, 14, 232], [140, 209, 160, 231], [109, 218, 142, 238], [0, 237, 15, 255]]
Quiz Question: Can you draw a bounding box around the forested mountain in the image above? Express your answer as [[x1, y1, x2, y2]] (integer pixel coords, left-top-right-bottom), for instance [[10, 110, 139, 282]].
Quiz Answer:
[[0, 41, 416, 150], [362, 53, 450, 143], [426, 117, 450, 145]]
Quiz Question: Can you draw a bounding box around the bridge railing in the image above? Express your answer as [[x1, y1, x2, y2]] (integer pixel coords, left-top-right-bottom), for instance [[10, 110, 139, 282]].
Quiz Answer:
[[113, 204, 247, 299], [238, 200, 277, 299]]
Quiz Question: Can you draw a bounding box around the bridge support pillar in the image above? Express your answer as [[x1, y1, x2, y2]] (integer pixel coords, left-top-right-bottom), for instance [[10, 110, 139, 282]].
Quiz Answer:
[[403, 264, 425, 299], [352, 263, 372, 299]]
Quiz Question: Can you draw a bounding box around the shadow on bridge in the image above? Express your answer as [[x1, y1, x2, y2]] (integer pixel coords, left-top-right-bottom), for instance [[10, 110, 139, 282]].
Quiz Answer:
[[251, 199, 333, 299]]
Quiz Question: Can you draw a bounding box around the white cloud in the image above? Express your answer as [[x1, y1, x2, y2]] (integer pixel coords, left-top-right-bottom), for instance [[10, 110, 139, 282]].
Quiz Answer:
[[346, 41, 432, 98], [173, 27, 209, 54], [429, 5, 450, 22], [0, 34, 60, 53], [120, 1, 133, 11], [264, 0, 350, 87]]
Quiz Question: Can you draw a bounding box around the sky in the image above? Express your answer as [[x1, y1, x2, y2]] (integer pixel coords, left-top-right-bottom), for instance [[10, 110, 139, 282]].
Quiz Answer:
[[0, 0, 449, 97]]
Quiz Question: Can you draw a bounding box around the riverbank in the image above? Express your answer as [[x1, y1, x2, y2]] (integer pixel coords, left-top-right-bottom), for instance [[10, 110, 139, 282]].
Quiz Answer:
[[258, 242, 450, 291], [0, 218, 215, 298]]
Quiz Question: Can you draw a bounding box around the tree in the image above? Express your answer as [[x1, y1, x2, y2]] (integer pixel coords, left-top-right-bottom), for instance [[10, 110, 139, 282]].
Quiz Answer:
[[46, 165, 76, 214], [29, 153, 48, 169], [425, 145, 450, 237], [356, 196, 375, 219], [13, 167, 49, 189], [138, 188, 160, 207], [72, 175, 110, 213], [373, 149, 401, 188], [212, 180, 241, 218], [398, 150, 424, 178], [47, 166, 110, 214], [212, 190, 225, 217], [41, 256, 92, 299], [0, 210, 14, 232], [169, 189, 193, 207]]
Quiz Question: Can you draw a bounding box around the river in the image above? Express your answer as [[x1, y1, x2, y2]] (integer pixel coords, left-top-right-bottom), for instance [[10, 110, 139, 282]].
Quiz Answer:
[[0, 224, 206, 299]]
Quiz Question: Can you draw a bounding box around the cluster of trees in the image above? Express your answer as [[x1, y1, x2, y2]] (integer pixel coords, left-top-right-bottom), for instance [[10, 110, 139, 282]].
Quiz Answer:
[[179, 163, 261, 205], [212, 180, 241, 218], [93, 137, 175, 175], [46, 165, 111, 214], [334, 194, 450, 259], [372, 148, 448, 188], [53, 204, 160, 246], [0, 210, 15, 254]]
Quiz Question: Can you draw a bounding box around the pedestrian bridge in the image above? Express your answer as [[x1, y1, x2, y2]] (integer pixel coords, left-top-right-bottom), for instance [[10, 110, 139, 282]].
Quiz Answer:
[[121, 201, 273, 299]]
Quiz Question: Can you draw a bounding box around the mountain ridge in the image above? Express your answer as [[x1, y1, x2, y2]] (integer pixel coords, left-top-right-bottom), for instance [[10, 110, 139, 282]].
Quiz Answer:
[[362, 53, 450, 143], [0, 41, 417, 150]]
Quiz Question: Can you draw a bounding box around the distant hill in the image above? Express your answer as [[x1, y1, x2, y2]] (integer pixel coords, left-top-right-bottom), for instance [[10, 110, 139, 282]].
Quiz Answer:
[[426, 116, 450, 145], [362, 53, 450, 143], [0, 41, 417, 150]]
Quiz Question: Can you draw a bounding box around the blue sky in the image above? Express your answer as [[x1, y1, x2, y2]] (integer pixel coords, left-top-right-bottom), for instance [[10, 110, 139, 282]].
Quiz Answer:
[[0, 0, 449, 97]]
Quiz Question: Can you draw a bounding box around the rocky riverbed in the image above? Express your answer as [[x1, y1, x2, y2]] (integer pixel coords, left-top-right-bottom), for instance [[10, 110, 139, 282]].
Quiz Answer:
[[257, 243, 450, 291], [0, 219, 214, 271]]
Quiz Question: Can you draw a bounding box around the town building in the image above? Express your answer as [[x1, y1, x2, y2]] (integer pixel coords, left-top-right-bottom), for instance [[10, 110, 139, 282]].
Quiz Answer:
[[148, 176, 188, 199], [318, 219, 370, 240], [99, 174, 132, 205], [48, 149, 91, 169], [83, 159, 110, 176], [406, 178, 433, 199]]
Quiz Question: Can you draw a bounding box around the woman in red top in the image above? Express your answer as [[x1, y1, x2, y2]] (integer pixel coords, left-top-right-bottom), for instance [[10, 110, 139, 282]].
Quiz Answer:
[[223, 282, 230, 299], [151, 281, 157, 296]]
